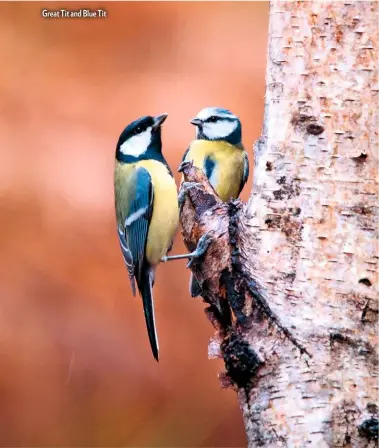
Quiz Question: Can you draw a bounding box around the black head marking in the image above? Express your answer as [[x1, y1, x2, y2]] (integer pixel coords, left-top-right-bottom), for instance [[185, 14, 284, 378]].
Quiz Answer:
[[116, 116, 155, 150], [205, 115, 221, 123], [116, 115, 164, 163]]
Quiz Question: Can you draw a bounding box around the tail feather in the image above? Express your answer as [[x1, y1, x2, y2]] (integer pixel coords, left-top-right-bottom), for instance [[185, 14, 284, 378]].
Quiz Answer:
[[137, 265, 159, 361]]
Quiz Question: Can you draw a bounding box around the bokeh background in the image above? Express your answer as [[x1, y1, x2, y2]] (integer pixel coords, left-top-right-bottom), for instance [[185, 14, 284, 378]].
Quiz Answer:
[[0, 2, 268, 446]]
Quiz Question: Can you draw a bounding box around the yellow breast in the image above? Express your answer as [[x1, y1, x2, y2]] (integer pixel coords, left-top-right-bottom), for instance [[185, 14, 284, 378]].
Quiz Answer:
[[184, 140, 245, 202], [137, 160, 179, 265]]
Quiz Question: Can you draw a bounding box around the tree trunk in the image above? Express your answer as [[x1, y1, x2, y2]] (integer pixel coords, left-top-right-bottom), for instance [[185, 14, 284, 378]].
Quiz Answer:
[[179, 1, 378, 446]]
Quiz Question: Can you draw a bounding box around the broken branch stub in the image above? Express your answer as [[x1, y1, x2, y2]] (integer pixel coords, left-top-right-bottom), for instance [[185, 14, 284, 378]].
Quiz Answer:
[[179, 163, 231, 318], [180, 163, 264, 391]]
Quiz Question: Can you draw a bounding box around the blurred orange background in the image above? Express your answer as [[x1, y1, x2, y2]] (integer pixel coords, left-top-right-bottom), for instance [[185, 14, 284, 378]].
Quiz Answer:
[[0, 2, 268, 446]]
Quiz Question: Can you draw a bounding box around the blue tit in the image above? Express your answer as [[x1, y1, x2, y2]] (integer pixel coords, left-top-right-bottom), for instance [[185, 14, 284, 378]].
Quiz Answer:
[[180, 107, 249, 297], [114, 113, 179, 361]]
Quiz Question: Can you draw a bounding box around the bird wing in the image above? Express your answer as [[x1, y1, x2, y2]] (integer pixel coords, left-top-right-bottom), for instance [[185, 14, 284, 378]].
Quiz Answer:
[[116, 167, 159, 360], [116, 167, 154, 294], [238, 150, 249, 196], [204, 155, 216, 180], [117, 226, 137, 295]]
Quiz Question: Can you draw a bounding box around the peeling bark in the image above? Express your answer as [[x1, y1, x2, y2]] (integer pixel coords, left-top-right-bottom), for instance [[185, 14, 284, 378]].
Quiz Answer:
[[179, 1, 378, 446]]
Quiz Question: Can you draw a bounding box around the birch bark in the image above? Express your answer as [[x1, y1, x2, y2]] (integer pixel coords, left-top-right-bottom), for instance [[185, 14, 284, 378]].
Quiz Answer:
[[238, 1, 378, 445]]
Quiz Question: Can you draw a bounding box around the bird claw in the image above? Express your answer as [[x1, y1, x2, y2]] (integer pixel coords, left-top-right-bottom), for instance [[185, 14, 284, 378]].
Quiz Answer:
[[178, 182, 202, 209], [186, 231, 214, 268], [161, 231, 214, 265]]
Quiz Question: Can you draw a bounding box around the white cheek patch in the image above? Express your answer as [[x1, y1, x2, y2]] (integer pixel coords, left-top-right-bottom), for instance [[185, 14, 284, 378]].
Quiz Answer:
[[203, 120, 238, 139], [120, 128, 152, 157]]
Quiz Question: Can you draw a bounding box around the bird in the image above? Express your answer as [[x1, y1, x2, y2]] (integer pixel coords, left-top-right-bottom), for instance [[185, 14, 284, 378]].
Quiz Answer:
[[114, 113, 179, 361], [179, 107, 249, 297]]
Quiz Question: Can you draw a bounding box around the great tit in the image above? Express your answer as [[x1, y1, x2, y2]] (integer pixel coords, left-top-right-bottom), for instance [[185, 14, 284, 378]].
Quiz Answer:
[[180, 107, 249, 297], [114, 113, 179, 361]]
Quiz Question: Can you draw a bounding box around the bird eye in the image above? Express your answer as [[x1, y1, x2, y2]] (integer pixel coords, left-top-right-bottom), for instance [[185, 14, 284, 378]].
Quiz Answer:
[[133, 125, 144, 135], [208, 116, 219, 123]]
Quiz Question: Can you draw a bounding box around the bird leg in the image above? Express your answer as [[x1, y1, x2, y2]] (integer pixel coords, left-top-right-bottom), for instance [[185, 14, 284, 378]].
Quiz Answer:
[[161, 231, 213, 267]]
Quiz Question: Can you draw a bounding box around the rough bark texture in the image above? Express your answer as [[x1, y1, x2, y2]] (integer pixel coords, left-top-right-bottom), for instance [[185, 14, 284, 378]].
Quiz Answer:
[[179, 2, 378, 446]]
